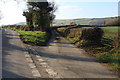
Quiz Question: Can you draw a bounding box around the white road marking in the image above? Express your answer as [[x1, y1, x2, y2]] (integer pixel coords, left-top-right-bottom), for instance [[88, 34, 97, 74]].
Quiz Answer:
[[38, 58, 44, 62], [24, 50, 41, 78], [32, 68, 41, 77], [25, 54, 31, 58], [26, 58, 33, 63], [36, 54, 60, 77], [24, 51, 29, 54], [29, 63, 36, 68], [40, 62, 47, 65], [40, 62, 48, 68], [36, 55, 41, 58], [25, 47, 60, 78], [46, 68, 57, 77]]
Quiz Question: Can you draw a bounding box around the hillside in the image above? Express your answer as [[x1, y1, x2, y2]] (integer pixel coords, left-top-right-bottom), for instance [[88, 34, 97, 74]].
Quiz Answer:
[[14, 22, 26, 25], [53, 17, 118, 26], [15, 17, 119, 26]]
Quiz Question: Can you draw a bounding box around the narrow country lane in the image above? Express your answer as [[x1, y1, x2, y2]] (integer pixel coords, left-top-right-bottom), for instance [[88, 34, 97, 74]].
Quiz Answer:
[[2, 29, 33, 78], [1, 29, 119, 79]]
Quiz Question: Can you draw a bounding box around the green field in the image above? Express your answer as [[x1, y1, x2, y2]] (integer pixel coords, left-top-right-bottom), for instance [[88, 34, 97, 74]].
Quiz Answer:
[[80, 27, 119, 38], [101, 27, 119, 39]]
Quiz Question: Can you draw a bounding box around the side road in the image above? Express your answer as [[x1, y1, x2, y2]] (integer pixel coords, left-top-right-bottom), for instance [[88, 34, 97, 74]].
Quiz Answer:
[[26, 30, 119, 78]]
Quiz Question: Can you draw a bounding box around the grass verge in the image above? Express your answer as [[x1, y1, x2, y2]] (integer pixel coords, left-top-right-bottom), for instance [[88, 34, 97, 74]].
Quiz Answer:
[[95, 51, 120, 71], [11, 28, 51, 46]]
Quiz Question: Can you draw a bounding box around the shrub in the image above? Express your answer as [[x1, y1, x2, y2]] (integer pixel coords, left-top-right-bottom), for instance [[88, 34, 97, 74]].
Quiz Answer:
[[80, 27, 104, 45]]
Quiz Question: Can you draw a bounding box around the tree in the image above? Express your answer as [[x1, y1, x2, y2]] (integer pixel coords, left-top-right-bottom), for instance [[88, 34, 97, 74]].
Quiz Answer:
[[23, 0, 57, 32], [23, 8, 34, 31]]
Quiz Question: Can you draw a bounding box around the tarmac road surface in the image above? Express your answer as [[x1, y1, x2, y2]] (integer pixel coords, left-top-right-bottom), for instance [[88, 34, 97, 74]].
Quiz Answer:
[[1, 29, 119, 79]]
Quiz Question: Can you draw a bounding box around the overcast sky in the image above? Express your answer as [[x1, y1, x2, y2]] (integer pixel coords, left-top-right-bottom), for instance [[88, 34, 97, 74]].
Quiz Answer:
[[0, 0, 119, 25]]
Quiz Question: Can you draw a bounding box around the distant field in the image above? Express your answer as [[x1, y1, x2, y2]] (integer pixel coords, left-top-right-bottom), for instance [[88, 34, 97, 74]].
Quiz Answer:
[[53, 17, 118, 25], [101, 27, 119, 39], [81, 26, 119, 40]]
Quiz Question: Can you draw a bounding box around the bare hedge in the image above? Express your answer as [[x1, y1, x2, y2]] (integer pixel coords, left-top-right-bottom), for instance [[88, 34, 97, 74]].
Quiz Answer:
[[80, 27, 104, 44]]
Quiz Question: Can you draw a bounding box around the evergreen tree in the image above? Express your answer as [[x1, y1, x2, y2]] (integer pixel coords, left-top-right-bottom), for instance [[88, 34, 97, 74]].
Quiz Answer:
[[23, 0, 57, 32]]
